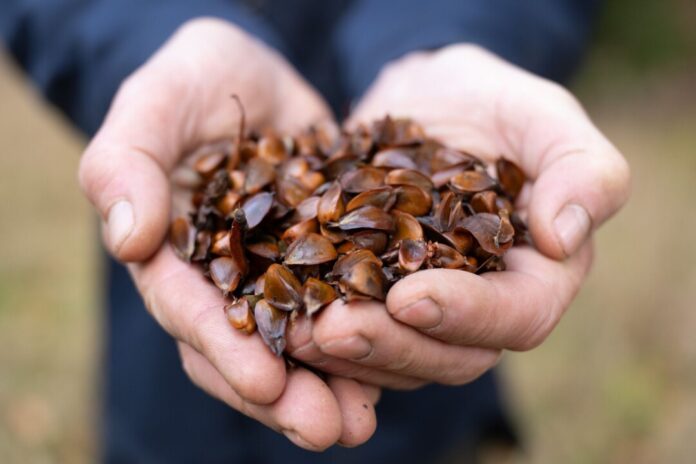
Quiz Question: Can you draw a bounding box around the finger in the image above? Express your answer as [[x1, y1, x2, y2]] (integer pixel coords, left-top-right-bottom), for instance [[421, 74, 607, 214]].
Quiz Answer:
[[360, 383, 382, 406], [178, 342, 343, 451], [287, 315, 428, 390], [130, 246, 286, 404], [326, 376, 377, 447], [386, 242, 594, 350], [509, 88, 631, 259], [79, 18, 334, 262], [311, 300, 501, 385]]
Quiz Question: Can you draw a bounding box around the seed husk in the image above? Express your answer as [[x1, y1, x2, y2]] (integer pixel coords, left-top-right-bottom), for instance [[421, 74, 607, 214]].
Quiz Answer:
[[169, 107, 528, 356]]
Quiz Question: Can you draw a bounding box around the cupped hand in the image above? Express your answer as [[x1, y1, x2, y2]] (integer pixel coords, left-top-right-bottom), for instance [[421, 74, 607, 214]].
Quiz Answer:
[[78, 18, 377, 450], [294, 44, 630, 385]]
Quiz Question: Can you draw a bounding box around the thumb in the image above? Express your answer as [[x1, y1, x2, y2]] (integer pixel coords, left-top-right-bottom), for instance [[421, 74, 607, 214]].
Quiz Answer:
[[78, 72, 183, 262], [514, 87, 631, 259]]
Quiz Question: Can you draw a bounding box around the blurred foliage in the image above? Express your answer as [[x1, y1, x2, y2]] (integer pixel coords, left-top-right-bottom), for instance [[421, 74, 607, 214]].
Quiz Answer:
[[593, 0, 696, 70]]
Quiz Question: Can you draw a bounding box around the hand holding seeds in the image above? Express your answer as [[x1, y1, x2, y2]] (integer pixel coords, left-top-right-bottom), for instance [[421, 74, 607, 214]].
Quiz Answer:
[[78, 19, 378, 451]]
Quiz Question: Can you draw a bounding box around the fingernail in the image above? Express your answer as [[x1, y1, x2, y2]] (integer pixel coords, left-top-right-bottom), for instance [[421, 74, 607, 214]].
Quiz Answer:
[[553, 203, 591, 256], [393, 297, 442, 329], [282, 429, 315, 450], [106, 200, 134, 252], [320, 335, 372, 360]]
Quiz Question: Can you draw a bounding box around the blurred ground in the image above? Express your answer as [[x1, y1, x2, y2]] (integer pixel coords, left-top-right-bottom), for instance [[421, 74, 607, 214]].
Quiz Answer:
[[1, 3, 695, 463]]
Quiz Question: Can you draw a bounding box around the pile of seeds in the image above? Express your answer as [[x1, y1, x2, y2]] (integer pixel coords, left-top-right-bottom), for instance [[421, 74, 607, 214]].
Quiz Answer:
[[170, 100, 529, 355]]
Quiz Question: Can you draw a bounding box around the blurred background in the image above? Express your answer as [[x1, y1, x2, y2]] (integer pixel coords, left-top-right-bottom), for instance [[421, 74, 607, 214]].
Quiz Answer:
[[1, 1, 695, 463]]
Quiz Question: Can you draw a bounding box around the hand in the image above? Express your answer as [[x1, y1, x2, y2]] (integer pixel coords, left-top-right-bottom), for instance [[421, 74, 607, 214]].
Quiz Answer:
[[78, 18, 378, 450], [292, 44, 630, 384]]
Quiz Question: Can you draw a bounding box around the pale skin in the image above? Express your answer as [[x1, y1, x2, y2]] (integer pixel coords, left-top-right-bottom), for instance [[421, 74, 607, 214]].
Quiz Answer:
[[78, 19, 631, 451]]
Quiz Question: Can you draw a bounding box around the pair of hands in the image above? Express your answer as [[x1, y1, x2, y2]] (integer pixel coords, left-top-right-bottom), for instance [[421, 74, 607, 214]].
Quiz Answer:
[[78, 19, 630, 450]]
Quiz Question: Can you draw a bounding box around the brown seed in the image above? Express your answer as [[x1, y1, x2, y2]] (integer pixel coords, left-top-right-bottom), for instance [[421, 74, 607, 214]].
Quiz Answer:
[[345, 187, 396, 212], [372, 148, 418, 170], [393, 185, 432, 217], [246, 235, 280, 260], [254, 299, 288, 356], [471, 191, 498, 214], [333, 205, 395, 231], [346, 230, 388, 255], [459, 212, 514, 256], [303, 278, 338, 316], [257, 134, 287, 165], [317, 181, 345, 224], [339, 259, 386, 301], [284, 233, 338, 266], [209, 256, 245, 296], [428, 242, 470, 270], [170, 217, 196, 261], [319, 222, 347, 244], [192, 230, 212, 262], [496, 158, 526, 200], [332, 249, 383, 277], [430, 148, 481, 172], [391, 210, 424, 245], [225, 297, 256, 334], [276, 176, 311, 208], [244, 157, 276, 194], [291, 195, 320, 222], [216, 191, 242, 217], [194, 151, 226, 178], [450, 170, 498, 193], [282, 218, 319, 244], [398, 239, 427, 273], [210, 231, 232, 256], [264, 264, 303, 312], [242, 192, 274, 229], [442, 230, 474, 255], [385, 168, 434, 192], [339, 167, 386, 193]]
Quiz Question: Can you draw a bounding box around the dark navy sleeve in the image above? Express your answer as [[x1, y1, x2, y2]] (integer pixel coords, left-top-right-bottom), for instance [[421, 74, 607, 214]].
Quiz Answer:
[[0, 0, 285, 135], [334, 0, 602, 98]]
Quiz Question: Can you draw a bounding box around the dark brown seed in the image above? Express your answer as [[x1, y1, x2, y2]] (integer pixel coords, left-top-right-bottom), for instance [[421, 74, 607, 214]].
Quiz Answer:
[[242, 192, 274, 229], [393, 185, 432, 217], [194, 151, 226, 177], [264, 264, 303, 312], [496, 158, 526, 200], [282, 218, 319, 244], [275, 176, 311, 208], [339, 259, 386, 301], [428, 242, 471, 270], [345, 187, 396, 212], [459, 212, 514, 256], [333, 205, 395, 231], [430, 148, 481, 172], [317, 181, 345, 224], [471, 191, 498, 214], [284, 233, 338, 265], [228, 209, 249, 276], [210, 231, 232, 256], [303, 278, 338, 316], [339, 167, 386, 193], [244, 157, 276, 194], [292, 195, 320, 222], [225, 297, 256, 334], [398, 239, 427, 273], [332, 249, 382, 277], [170, 217, 196, 261], [450, 170, 498, 193], [216, 191, 242, 217], [346, 230, 388, 255], [385, 168, 434, 192], [246, 235, 280, 260], [442, 230, 474, 255], [319, 222, 347, 244], [209, 256, 244, 296], [254, 299, 288, 356], [192, 230, 211, 262]]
